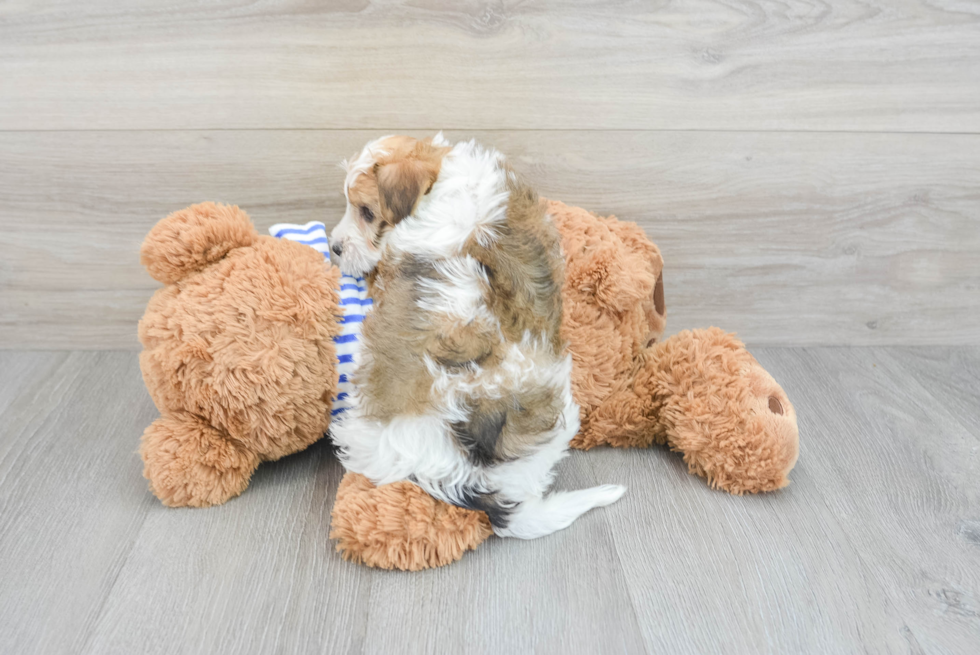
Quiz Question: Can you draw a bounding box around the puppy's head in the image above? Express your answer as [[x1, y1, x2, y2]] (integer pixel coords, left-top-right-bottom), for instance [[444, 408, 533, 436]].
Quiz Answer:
[[330, 134, 450, 276]]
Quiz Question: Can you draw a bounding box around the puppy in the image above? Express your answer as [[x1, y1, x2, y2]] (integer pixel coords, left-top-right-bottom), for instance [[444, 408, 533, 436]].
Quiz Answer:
[[329, 134, 625, 539]]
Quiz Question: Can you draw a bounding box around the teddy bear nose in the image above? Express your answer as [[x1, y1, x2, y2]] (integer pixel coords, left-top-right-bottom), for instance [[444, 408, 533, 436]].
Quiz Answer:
[[331, 241, 344, 257]]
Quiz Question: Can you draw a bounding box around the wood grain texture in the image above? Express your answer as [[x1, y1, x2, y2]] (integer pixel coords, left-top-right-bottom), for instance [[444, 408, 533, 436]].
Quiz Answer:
[[1, 0, 979, 131], [580, 345, 980, 653], [82, 438, 376, 655], [84, 447, 647, 655], [2, 348, 978, 654], [761, 347, 980, 653], [357, 459, 647, 655], [886, 347, 980, 437], [0, 351, 158, 655], [2, 129, 978, 349]]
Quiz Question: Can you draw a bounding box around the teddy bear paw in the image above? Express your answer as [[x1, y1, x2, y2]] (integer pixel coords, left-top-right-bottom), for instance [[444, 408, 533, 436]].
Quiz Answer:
[[330, 473, 492, 571], [140, 413, 260, 508]]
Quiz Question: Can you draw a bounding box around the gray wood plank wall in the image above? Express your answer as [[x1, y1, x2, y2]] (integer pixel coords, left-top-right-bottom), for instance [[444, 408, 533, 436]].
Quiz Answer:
[[1, 1, 979, 348]]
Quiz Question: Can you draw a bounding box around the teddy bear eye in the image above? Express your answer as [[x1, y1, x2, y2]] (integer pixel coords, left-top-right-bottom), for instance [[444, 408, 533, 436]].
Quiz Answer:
[[360, 206, 374, 223]]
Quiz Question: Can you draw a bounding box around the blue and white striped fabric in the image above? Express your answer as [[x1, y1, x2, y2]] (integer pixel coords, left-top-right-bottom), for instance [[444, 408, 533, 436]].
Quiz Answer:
[[268, 221, 373, 421]]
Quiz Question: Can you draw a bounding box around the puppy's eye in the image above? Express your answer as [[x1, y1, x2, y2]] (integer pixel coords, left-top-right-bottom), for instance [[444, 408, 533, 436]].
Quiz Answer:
[[360, 206, 375, 223]]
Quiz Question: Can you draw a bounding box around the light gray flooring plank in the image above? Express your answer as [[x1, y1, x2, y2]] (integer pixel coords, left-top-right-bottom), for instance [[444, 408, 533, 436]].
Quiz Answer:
[[582, 430, 910, 651], [586, 346, 980, 653], [0, 351, 66, 418], [775, 346, 980, 653], [3, 348, 979, 654], [884, 346, 980, 441], [1, 0, 979, 131], [359, 456, 647, 655], [85, 433, 646, 655], [0, 352, 158, 655], [782, 346, 980, 653], [81, 439, 373, 655], [3, 130, 978, 349]]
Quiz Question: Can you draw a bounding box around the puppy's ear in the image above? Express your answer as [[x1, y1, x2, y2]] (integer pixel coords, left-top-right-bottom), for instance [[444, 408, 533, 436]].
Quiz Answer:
[[376, 159, 433, 225], [376, 141, 448, 224]]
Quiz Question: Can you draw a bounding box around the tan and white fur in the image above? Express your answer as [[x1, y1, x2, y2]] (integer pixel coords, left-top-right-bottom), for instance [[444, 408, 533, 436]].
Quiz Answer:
[[329, 134, 625, 539]]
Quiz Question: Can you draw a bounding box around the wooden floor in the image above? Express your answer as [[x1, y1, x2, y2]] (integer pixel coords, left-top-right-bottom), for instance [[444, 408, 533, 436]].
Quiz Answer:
[[1, 347, 978, 654]]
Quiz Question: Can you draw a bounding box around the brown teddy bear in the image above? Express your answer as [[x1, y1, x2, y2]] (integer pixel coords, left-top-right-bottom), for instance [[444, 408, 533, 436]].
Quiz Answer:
[[138, 202, 343, 507], [137, 200, 799, 569]]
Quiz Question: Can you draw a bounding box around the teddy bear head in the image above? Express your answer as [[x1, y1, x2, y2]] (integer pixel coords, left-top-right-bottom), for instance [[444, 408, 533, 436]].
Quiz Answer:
[[137, 202, 342, 507], [547, 200, 666, 413]]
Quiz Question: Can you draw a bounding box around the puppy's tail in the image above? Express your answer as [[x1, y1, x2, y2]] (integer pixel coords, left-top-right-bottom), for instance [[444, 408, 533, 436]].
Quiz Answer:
[[493, 485, 626, 540]]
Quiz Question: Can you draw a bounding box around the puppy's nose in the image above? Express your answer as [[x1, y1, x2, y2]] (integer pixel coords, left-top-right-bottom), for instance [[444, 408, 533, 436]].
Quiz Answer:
[[331, 241, 344, 258]]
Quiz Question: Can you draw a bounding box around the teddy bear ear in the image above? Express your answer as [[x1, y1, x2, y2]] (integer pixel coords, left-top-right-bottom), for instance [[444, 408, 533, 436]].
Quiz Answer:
[[141, 202, 258, 284], [567, 240, 660, 314]]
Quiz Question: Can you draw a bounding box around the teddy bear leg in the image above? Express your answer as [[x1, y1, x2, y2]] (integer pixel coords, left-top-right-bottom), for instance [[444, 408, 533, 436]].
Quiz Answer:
[[644, 328, 799, 493], [140, 412, 260, 507], [330, 472, 492, 571], [571, 376, 668, 451]]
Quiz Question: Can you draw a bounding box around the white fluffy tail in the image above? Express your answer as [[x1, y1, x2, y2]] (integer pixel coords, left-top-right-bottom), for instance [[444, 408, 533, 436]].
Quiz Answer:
[[494, 485, 626, 540]]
